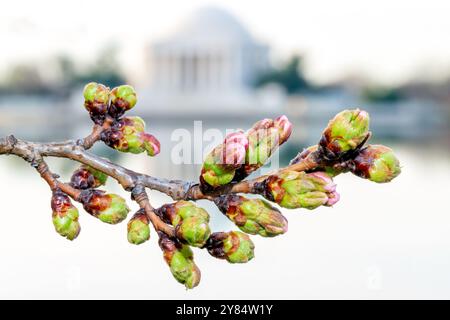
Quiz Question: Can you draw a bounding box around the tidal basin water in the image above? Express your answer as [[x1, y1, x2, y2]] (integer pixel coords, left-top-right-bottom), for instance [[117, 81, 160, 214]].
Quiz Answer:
[[0, 144, 449, 299]]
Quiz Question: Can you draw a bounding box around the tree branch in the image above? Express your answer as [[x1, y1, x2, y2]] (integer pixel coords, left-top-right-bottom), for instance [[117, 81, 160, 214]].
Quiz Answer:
[[0, 133, 320, 202]]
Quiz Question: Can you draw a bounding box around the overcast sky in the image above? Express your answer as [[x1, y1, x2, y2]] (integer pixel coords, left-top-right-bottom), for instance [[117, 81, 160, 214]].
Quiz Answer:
[[1, 0, 450, 85]]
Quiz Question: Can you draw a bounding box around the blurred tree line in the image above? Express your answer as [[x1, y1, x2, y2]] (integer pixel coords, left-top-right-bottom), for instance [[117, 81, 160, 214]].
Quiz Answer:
[[255, 54, 408, 104], [0, 45, 125, 97], [255, 55, 312, 94]]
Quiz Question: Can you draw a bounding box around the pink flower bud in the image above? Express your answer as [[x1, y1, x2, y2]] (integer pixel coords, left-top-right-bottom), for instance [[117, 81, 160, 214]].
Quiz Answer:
[[224, 131, 249, 148], [139, 132, 161, 156], [200, 131, 249, 189], [274, 115, 293, 144]]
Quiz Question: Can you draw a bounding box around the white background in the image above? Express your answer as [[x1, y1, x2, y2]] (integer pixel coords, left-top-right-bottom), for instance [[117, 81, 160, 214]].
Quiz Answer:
[[1, 145, 449, 299]]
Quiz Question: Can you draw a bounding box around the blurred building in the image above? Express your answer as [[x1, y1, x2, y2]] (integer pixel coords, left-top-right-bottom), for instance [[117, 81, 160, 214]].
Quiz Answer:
[[141, 6, 271, 111], [0, 5, 448, 182], [132, 6, 299, 180]]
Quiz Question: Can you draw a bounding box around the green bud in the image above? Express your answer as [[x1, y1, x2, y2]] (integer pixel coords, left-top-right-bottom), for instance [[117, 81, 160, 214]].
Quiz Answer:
[[246, 129, 278, 170], [244, 115, 293, 176], [256, 171, 340, 209], [139, 132, 161, 156], [119, 116, 143, 133], [70, 165, 108, 190], [101, 117, 160, 157], [214, 195, 288, 237], [155, 201, 211, 247], [127, 210, 150, 245], [159, 232, 201, 289], [80, 190, 130, 224], [51, 190, 81, 241], [352, 145, 401, 183], [200, 131, 248, 190], [320, 109, 370, 158], [83, 165, 108, 187], [109, 85, 137, 117], [206, 231, 255, 263], [83, 82, 110, 123], [200, 154, 236, 188]]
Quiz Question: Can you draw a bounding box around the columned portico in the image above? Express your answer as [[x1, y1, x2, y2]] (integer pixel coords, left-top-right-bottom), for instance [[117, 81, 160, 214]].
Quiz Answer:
[[147, 7, 269, 97]]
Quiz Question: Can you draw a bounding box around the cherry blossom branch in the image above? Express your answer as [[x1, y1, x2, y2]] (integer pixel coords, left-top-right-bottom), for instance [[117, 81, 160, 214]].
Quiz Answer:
[[0, 133, 320, 202], [0, 82, 402, 290]]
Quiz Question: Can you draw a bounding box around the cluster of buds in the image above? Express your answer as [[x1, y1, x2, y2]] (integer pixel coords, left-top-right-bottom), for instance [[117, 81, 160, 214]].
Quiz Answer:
[[351, 145, 401, 183], [289, 110, 401, 184], [109, 85, 138, 118], [200, 131, 249, 190], [83, 83, 137, 123], [101, 116, 160, 156], [200, 116, 292, 190], [244, 115, 292, 174], [83, 83, 160, 157], [206, 231, 255, 263], [83, 82, 110, 124], [319, 109, 370, 160], [255, 171, 340, 209], [42, 90, 403, 290], [155, 201, 211, 247], [79, 189, 130, 224], [127, 209, 150, 245], [214, 194, 288, 237], [51, 190, 81, 240], [158, 232, 201, 289], [70, 165, 108, 190]]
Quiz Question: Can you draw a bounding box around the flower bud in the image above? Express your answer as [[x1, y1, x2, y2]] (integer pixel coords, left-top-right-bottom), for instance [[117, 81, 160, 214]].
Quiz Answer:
[[199, 116, 291, 190], [206, 231, 255, 263], [158, 232, 201, 289], [214, 195, 288, 237], [155, 201, 211, 247], [139, 132, 161, 156], [101, 116, 160, 157], [80, 190, 130, 224], [319, 109, 370, 158], [127, 209, 150, 245], [351, 145, 401, 183], [70, 165, 108, 190], [274, 115, 293, 144], [200, 131, 248, 190], [83, 82, 110, 123], [256, 171, 340, 209], [244, 115, 292, 175], [51, 190, 80, 240], [109, 85, 137, 117]]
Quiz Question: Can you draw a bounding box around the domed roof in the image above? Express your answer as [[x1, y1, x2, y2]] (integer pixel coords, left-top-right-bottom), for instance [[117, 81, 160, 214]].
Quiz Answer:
[[166, 6, 255, 45]]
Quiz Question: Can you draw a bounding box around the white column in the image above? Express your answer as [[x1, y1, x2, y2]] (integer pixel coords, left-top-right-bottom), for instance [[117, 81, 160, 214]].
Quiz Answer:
[[184, 51, 192, 92], [161, 49, 171, 92], [169, 50, 178, 92], [191, 53, 198, 92], [196, 53, 203, 92], [208, 53, 216, 91], [234, 47, 243, 89], [173, 50, 180, 92], [222, 49, 232, 90], [150, 50, 159, 89], [178, 51, 186, 91], [215, 53, 222, 91], [199, 54, 209, 92]]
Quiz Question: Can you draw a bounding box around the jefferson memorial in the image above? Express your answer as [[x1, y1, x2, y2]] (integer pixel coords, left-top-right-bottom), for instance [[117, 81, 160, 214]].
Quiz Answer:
[[139, 7, 283, 113]]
